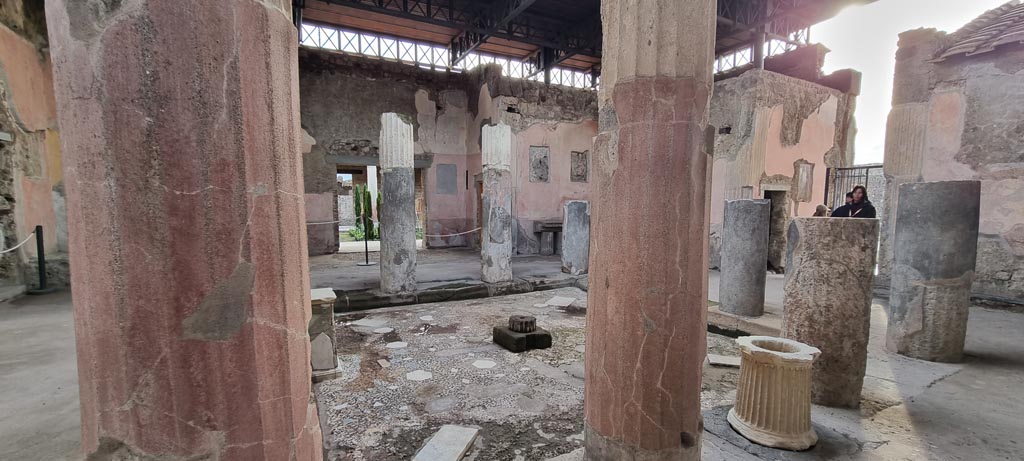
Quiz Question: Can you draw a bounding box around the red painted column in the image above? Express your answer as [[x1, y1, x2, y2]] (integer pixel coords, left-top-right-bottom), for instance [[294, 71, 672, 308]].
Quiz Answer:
[[585, 1, 716, 459], [45, 1, 322, 459]]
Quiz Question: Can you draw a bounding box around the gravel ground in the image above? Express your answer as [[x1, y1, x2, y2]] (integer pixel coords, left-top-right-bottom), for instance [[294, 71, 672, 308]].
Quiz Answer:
[[316, 287, 743, 461]]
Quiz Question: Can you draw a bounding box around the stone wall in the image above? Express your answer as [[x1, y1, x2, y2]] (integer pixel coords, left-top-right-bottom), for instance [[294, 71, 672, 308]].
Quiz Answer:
[[298, 48, 598, 255], [880, 29, 1024, 303], [708, 69, 858, 269], [464, 65, 598, 254], [0, 3, 67, 286], [299, 49, 471, 253]]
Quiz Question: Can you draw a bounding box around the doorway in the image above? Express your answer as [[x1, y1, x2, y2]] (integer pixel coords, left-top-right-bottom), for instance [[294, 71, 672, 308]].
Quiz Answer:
[[764, 190, 788, 273]]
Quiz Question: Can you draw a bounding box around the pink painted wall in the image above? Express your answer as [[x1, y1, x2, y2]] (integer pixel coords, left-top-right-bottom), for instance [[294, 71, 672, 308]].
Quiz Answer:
[[761, 96, 838, 217], [424, 153, 477, 247], [0, 23, 63, 257], [513, 121, 597, 220], [304, 192, 336, 255], [0, 25, 57, 132], [425, 154, 470, 221]]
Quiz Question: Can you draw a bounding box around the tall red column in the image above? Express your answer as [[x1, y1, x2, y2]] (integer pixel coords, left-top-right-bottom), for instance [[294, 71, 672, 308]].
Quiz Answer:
[[585, 1, 716, 459], [46, 1, 322, 459]]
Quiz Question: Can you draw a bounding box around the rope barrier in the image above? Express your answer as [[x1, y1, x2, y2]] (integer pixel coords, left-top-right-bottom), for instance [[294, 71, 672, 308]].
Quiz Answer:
[[423, 227, 482, 238], [0, 232, 35, 254], [306, 220, 344, 226], [306, 215, 482, 239]]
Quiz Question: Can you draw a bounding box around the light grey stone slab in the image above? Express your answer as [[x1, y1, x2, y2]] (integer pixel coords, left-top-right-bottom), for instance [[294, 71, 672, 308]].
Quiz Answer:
[[412, 425, 480, 461], [310, 333, 336, 371]]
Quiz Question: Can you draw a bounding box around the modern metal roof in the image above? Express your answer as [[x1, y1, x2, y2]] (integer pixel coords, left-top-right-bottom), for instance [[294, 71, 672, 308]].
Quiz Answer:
[[935, 0, 1024, 61], [296, 0, 874, 75]]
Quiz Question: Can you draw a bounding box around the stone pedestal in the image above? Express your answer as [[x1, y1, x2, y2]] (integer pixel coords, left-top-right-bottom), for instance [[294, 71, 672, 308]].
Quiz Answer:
[[481, 123, 514, 284], [584, 1, 716, 459], [309, 288, 339, 381], [562, 200, 590, 275], [782, 218, 879, 408], [720, 199, 770, 316], [729, 336, 820, 451], [493, 315, 552, 352], [46, 1, 323, 459], [887, 181, 980, 362], [379, 113, 417, 294]]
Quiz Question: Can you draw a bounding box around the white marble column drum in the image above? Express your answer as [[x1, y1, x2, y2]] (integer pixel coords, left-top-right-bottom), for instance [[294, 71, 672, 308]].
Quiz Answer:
[[728, 336, 821, 451]]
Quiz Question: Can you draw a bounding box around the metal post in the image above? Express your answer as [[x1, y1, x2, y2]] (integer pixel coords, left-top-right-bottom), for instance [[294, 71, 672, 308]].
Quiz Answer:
[[356, 213, 376, 266], [753, 27, 766, 69], [364, 215, 370, 264], [28, 225, 55, 295]]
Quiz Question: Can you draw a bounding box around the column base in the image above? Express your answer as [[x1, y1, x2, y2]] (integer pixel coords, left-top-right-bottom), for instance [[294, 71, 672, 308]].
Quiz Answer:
[[583, 424, 700, 461], [727, 408, 817, 451]]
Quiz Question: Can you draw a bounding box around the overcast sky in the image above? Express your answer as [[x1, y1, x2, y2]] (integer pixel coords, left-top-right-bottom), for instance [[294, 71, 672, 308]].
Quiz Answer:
[[811, 0, 1010, 164]]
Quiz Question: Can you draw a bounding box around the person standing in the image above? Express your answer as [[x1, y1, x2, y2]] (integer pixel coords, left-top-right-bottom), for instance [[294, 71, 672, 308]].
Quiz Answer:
[[831, 185, 876, 218]]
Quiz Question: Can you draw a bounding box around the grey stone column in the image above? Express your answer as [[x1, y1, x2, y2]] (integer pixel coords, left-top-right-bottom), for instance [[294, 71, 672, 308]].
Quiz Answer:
[[481, 123, 514, 283], [782, 217, 879, 408], [887, 181, 980, 362], [379, 113, 417, 294], [562, 200, 591, 275], [719, 199, 770, 316]]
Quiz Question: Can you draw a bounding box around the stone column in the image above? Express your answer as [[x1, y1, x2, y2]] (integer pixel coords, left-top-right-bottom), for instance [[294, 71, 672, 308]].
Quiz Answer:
[[887, 181, 980, 362], [719, 199, 770, 317], [46, 1, 322, 459], [729, 336, 820, 451], [378, 113, 417, 294], [782, 218, 879, 408], [367, 165, 379, 216], [481, 123, 513, 284], [584, 1, 716, 459], [561, 200, 591, 275]]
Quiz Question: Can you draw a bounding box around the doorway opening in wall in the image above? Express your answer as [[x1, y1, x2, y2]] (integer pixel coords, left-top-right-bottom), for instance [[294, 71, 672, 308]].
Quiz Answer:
[[336, 164, 425, 254], [764, 190, 788, 274]]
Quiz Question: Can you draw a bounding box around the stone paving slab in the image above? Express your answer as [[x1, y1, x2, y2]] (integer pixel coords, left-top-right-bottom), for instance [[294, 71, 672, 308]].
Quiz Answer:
[[412, 425, 479, 461]]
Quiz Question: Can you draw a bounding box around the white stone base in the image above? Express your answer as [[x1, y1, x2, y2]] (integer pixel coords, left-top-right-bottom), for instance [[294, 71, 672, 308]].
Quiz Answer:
[[728, 406, 817, 451]]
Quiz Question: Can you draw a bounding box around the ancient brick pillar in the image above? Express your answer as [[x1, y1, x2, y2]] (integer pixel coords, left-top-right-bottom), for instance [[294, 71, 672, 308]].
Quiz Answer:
[[584, 0, 716, 459], [46, 1, 322, 459], [378, 113, 417, 294]]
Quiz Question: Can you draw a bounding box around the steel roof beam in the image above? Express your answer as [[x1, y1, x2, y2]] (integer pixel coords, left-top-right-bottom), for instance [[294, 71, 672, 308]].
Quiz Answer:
[[451, 0, 541, 66]]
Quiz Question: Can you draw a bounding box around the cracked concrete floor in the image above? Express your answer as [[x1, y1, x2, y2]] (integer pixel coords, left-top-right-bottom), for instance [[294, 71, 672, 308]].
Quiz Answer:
[[317, 288, 1024, 461]]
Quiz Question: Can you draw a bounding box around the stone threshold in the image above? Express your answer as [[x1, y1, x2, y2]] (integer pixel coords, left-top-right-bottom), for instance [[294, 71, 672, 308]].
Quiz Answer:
[[332, 275, 588, 312], [706, 302, 782, 338]]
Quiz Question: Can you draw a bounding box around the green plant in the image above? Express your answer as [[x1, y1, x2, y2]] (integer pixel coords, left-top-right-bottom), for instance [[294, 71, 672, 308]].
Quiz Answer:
[[353, 184, 364, 233], [362, 186, 376, 239]]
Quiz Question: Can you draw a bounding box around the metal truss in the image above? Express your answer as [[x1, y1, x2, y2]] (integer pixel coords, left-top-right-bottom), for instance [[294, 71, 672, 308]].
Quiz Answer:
[[718, 0, 816, 39], [450, 0, 540, 66], [320, 0, 601, 71], [713, 28, 810, 75], [299, 22, 595, 90]]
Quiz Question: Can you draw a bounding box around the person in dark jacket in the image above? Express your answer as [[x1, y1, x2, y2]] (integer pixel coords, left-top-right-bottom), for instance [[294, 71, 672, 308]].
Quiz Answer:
[[831, 185, 876, 218]]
